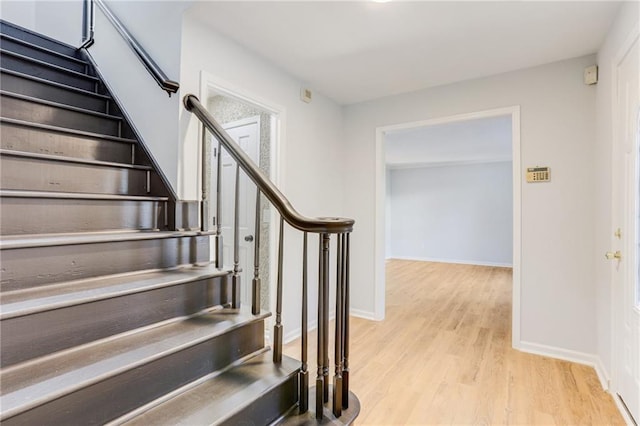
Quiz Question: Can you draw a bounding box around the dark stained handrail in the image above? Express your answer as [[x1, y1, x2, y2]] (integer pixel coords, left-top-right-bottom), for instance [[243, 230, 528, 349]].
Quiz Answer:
[[82, 0, 179, 95], [183, 94, 354, 234]]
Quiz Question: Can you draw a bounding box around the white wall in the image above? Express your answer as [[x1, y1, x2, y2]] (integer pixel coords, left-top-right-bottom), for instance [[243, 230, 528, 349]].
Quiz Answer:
[[1, 0, 82, 47], [1, 1, 36, 33], [389, 162, 513, 266], [180, 14, 345, 339], [344, 54, 598, 356], [594, 1, 639, 383]]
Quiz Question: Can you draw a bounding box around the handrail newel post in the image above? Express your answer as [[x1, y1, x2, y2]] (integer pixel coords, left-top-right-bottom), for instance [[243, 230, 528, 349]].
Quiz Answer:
[[231, 164, 241, 309], [273, 217, 285, 363]]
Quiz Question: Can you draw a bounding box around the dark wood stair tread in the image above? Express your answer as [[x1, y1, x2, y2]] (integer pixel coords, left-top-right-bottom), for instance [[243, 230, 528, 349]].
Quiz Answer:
[[1, 68, 110, 100], [1, 263, 229, 319], [0, 149, 151, 170], [0, 229, 214, 250], [0, 189, 168, 201], [0, 49, 98, 80], [0, 117, 137, 144], [0, 91, 121, 120], [121, 351, 299, 426], [0, 308, 270, 419], [0, 34, 89, 67]]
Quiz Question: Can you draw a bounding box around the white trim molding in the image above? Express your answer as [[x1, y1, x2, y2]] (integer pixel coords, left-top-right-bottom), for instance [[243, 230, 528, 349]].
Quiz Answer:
[[389, 256, 512, 268]]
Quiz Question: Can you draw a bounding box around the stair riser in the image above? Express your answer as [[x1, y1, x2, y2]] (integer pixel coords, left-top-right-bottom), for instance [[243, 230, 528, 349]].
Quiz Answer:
[[1, 275, 230, 367], [1, 236, 211, 292], [0, 21, 79, 57], [0, 197, 168, 235], [1, 37, 87, 73], [1, 71, 108, 113], [222, 374, 298, 426], [0, 95, 120, 136], [1, 121, 135, 164], [1, 54, 97, 91], [1, 321, 264, 426], [1, 155, 149, 195]]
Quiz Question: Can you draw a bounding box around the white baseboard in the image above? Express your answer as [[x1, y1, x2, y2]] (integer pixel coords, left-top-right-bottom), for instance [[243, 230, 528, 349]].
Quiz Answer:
[[594, 356, 611, 391], [517, 341, 610, 389], [282, 308, 377, 344], [390, 255, 512, 268], [517, 341, 636, 424], [518, 340, 598, 365], [350, 308, 377, 321]]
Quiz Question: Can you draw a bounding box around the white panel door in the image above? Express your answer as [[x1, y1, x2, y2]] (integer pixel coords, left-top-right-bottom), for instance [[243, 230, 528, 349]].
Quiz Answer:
[[612, 33, 640, 423], [220, 116, 260, 306]]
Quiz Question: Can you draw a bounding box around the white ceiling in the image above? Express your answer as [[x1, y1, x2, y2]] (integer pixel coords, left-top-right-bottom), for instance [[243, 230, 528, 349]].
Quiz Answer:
[[188, 1, 622, 105], [385, 115, 512, 167]]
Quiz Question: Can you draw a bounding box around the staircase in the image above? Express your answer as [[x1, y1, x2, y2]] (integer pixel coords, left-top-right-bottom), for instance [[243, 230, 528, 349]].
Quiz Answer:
[[0, 20, 303, 425]]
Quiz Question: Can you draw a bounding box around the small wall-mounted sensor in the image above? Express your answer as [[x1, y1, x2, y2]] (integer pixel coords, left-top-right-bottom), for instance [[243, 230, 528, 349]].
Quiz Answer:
[[300, 88, 312, 103], [526, 166, 550, 183], [584, 65, 598, 85]]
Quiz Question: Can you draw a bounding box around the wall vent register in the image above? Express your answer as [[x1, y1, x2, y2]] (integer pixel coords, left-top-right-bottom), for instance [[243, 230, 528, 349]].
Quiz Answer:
[[526, 166, 550, 183]]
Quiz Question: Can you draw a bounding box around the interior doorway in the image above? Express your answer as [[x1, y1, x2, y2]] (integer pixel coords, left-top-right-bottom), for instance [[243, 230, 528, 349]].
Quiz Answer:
[[374, 106, 522, 345], [200, 71, 284, 314], [207, 96, 273, 309], [385, 115, 513, 267]]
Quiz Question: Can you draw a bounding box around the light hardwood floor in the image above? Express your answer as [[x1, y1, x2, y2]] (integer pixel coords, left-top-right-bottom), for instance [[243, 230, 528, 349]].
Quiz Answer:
[[284, 259, 624, 425]]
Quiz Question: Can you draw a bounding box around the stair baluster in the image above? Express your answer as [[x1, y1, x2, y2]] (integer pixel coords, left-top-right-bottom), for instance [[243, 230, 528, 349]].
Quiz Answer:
[[322, 233, 330, 404], [252, 189, 261, 315], [299, 231, 309, 414], [231, 163, 241, 309], [343, 232, 351, 408], [214, 139, 223, 269], [200, 123, 210, 232], [273, 216, 285, 363], [333, 232, 344, 417], [316, 233, 326, 419]]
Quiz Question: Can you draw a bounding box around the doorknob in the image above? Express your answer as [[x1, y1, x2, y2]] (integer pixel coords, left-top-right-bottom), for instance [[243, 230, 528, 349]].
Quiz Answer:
[[605, 251, 622, 260], [244, 235, 254, 242]]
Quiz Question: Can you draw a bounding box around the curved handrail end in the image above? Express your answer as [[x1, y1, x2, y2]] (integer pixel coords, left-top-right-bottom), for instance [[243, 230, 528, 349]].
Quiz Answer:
[[184, 93, 198, 110], [184, 94, 354, 234], [163, 80, 180, 94]]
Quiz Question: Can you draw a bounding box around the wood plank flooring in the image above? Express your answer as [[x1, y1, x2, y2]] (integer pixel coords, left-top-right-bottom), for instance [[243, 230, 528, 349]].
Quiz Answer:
[[283, 259, 624, 425]]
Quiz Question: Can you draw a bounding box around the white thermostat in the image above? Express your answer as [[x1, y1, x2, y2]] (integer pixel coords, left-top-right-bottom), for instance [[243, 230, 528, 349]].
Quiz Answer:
[[526, 167, 550, 183]]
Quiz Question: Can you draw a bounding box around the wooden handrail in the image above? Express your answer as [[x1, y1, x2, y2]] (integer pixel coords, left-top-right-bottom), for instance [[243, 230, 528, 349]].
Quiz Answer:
[[183, 94, 354, 234]]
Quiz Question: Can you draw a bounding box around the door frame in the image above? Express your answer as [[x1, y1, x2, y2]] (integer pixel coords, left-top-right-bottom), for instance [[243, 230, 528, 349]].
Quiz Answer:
[[610, 24, 640, 424], [374, 106, 522, 346], [199, 70, 286, 335]]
